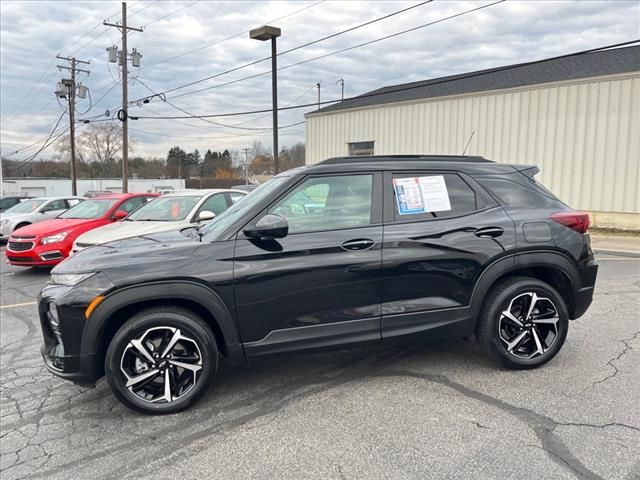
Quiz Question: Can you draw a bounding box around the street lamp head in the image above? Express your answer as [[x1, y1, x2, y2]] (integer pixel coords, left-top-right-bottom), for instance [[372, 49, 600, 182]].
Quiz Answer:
[[249, 25, 281, 41]]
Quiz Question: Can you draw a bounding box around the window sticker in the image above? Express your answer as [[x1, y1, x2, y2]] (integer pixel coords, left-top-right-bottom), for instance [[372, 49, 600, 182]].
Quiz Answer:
[[393, 175, 451, 215]]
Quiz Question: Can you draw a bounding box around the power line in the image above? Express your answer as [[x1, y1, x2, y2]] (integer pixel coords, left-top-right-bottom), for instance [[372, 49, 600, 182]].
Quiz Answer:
[[135, 0, 433, 101], [127, 39, 639, 121], [141, 0, 199, 28], [7, 109, 69, 171], [131, 77, 303, 131], [128, 0, 161, 19], [144, 0, 501, 103], [142, 0, 325, 69]]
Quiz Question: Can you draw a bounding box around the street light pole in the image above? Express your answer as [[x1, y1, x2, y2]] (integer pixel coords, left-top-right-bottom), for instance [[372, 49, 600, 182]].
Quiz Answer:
[[249, 25, 281, 174]]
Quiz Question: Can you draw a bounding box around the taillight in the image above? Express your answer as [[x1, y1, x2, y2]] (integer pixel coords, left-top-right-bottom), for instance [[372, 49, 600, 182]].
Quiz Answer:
[[551, 212, 590, 234]]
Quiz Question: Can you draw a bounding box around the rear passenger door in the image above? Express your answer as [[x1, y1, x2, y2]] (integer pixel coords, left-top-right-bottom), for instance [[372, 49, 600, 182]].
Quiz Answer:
[[381, 171, 515, 340]]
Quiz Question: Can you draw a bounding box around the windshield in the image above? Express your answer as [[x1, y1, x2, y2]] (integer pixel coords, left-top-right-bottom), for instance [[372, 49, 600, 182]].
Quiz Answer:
[[4, 199, 46, 213], [127, 196, 200, 221], [200, 176, 290, 241], [59, 199, 118, 219]]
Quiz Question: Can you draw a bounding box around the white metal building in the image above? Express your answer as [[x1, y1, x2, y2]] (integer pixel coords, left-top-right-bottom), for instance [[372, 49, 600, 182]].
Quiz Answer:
[[1, 177, 185, 197], [305, 46, 640, 230]]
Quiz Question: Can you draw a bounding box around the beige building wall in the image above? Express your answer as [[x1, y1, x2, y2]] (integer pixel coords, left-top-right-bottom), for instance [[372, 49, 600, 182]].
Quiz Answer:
[[305, 73, 640, 228]]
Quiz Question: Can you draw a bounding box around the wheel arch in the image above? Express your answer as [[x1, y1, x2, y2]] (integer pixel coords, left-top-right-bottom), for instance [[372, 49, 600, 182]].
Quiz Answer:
[[470, 251, 581, 323], [82, 281, 245, 377]]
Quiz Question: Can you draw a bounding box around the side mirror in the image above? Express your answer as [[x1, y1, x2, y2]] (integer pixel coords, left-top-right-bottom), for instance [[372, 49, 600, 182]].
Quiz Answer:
[[197, 210, 215, 222], [113, 210, 128, 220], [243, 214, 288, 239]]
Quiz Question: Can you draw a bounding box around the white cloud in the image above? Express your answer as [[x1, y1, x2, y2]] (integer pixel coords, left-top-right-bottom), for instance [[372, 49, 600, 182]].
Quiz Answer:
[[1, 0, 638, 160]]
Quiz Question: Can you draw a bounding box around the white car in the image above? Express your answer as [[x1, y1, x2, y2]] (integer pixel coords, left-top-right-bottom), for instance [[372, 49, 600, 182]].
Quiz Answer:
[[72, 189, 246, 253], [0, 196, 85, 241]]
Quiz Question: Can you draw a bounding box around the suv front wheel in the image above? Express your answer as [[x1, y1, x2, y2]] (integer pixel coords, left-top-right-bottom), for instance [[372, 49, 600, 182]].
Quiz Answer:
[[105, 307, 218, 414], [477, 277, 569, 369]]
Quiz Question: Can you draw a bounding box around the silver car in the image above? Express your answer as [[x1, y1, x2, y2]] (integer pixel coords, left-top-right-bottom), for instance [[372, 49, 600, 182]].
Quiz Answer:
[[0, 196, 85, 241], [72, 189, 246, 253]]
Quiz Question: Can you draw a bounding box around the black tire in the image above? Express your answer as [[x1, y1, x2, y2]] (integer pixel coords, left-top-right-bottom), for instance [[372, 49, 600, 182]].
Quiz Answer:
[[14, 222, 30, 232], [105, 307, 218, 414], [477, 276, 569, 369]]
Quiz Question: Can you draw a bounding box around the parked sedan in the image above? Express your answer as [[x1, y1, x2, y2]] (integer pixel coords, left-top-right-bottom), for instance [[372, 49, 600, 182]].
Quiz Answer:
[[0, 195, 31, 212], [72, 189, 246, 254], [0, 197, 84, 242], [5, 193, 157, 267]]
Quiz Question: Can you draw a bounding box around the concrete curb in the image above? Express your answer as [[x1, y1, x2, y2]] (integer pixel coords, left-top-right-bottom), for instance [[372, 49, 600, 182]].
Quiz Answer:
[[594, 249, 640, 258]]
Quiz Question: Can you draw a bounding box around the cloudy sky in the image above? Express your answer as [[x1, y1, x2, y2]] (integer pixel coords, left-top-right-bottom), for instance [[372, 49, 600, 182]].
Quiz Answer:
[[1, 0, 638, 163]]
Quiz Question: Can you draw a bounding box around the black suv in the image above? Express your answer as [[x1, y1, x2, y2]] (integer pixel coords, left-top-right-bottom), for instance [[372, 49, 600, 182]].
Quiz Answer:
[[39, 155, 597, 413]]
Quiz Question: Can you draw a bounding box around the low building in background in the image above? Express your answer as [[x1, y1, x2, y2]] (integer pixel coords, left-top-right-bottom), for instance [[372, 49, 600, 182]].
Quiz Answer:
[[305, 46, 640, 230], [1, 177, 186, 198]]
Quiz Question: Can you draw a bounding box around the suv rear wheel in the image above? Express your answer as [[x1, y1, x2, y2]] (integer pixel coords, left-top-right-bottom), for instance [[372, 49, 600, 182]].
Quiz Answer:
[[477, 276, 569, 369], [105, 307, 218, 414]]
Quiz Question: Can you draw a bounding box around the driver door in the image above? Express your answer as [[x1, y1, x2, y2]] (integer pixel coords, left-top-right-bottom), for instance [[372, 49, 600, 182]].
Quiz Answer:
[[233, 173, 383, 358], [40, 199, 70, 219]]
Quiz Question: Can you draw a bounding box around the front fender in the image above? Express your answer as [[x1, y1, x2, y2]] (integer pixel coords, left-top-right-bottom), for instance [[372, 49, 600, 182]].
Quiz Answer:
[[81, 280, 244, 364]]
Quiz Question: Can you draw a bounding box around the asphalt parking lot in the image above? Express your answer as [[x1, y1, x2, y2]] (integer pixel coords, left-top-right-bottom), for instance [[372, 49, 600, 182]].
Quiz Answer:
[[1, 251, 638, 480]]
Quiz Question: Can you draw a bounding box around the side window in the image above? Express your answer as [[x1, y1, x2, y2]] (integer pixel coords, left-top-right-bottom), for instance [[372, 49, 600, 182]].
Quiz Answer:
[[475, 177, 562, 209], [118, 197, 146, 214], [198, 194, 229, 216], [229, 192, 245, 204], [67, 199, 82, 208], [269, 174, 373, 234], [44, 199, 67, 211], [392, 173, 478, 221]]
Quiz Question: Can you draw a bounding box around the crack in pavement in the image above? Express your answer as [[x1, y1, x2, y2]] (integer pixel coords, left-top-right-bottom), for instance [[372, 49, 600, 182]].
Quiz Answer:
[[19, 347, 421, 480], [379, 370, 639, 480], [590, 329, 640, 389]]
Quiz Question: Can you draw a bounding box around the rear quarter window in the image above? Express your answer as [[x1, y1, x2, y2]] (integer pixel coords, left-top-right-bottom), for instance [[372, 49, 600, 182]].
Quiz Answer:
[[475, 176, 564, 209]]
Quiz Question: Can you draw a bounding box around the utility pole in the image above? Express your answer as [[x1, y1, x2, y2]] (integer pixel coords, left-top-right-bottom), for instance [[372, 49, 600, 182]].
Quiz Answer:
[[242, 147, 250, 184], [56, 56, 90, 196], [104, 2, 143, 193]]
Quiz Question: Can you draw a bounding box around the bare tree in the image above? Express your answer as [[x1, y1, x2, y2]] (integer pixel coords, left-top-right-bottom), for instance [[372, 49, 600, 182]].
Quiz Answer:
[[57, 123, 133, 177]]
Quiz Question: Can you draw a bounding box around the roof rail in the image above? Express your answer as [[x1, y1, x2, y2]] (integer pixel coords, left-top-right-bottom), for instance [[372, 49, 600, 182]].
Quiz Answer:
[[318, 154, 493, 165]]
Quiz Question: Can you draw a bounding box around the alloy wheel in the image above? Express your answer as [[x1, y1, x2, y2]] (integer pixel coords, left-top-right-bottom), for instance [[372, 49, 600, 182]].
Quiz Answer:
[[498, 292, 560, 359], [120, 326, 203, 403]]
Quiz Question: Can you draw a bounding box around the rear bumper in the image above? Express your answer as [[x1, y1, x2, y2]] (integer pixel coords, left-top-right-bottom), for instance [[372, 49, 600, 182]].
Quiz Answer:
[[572, 262, 598, 319], [572, 285, 595, 319]]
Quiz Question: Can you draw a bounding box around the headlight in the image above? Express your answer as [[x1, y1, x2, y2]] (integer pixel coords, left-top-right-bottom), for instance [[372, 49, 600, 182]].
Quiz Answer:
[[50, 272, 96, 286], [41, 231, 69, 244]]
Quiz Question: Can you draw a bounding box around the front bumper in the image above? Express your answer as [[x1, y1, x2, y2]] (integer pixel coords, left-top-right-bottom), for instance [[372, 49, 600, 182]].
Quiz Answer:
[[38, 274, 115, 386], [41, 344, 98, 386], [6, 239, 68, 266]]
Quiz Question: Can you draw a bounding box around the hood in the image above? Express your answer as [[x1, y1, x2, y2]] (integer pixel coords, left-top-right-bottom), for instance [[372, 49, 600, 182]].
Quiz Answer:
[[75, 220, 188, 246], [9, 218, 101, 237], [54, 230, 199, 274]]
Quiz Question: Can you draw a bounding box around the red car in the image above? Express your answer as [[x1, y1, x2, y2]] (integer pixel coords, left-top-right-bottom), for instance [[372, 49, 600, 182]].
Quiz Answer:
[[5, 193, 157, 267]]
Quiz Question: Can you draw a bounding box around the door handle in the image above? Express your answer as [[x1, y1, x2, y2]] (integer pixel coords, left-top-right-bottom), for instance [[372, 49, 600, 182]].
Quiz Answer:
[[474, 226, 504, 238], [341, 238, 375, 251]]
